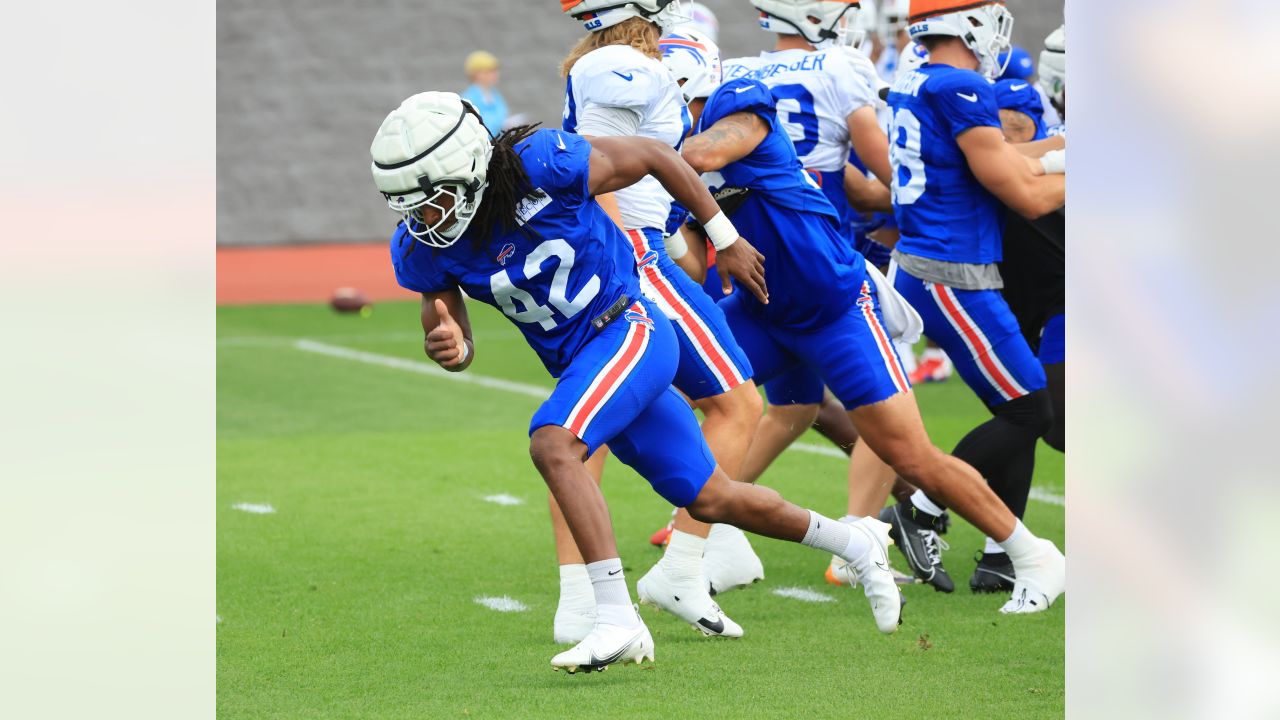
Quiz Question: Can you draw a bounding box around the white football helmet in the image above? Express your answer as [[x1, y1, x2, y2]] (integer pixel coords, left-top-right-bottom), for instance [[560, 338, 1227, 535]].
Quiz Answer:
[[1038, 25, 1065, 111], [753, 0, 864, 48], [670, 1, 719, 43], [906, 0, 1014, 79], [897, 39, 929, 73], [878, 0, 910, 44], [562, 0, 688, 33], [370, 92, 493, 248], [660, 29, 722, 104]]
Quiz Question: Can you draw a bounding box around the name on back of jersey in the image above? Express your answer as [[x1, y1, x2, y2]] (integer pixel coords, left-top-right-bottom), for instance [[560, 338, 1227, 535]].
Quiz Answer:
[[891, 70, 928, 98], [727, 53, 827, 81]]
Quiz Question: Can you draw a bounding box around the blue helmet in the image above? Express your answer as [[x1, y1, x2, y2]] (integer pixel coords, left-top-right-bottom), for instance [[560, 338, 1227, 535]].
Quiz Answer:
[[998, 46, 1034, 81]]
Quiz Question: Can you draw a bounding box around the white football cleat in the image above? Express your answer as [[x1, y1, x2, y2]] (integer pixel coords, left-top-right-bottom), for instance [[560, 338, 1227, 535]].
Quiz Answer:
[[843, 517, 904, 634], [1000, 538, 1065, 614], [553, 602, 596, 645], [551, 621, 655, 674], [703, 524, 765, 595], [637, 563, 744, 638]]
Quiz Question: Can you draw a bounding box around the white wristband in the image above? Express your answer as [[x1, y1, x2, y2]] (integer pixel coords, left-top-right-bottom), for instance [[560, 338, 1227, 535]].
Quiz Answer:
[[458, 338, 470, 365], [1040, 149, 1066, 175], [702, 211, 739, 251], [663, 230, 689, 260]]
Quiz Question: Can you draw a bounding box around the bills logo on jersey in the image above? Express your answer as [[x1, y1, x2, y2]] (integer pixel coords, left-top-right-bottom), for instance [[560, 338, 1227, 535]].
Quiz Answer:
[[496, 242, 516, 266], [637, 250, 658, 268]]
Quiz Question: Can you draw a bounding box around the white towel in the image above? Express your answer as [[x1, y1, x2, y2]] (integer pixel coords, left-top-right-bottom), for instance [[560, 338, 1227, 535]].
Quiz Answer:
[[867, 259, 923, 344]]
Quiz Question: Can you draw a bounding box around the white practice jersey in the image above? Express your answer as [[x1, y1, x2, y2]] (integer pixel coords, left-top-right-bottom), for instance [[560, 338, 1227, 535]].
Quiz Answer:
[[722, 47, 875, 172], [562, 44, 690, 231]]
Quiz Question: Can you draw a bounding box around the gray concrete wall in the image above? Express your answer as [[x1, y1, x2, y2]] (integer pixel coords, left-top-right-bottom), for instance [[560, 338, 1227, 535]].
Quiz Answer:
[[217, 0, 1062, 246]]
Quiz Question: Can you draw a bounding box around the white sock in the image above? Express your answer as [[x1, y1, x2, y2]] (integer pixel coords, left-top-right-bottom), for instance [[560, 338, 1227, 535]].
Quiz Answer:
[[557, 563, 594, 610], [995, 520, 1038, 563], [910, 489, 945, 517], [983, 537, 1004, 555], [801, 511, 870, 563], [658, 529, 706, 582], [586, 558, 638, 627]]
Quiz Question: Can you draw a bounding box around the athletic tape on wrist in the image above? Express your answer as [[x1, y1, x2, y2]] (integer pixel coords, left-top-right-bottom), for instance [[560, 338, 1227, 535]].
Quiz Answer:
[[703, 211, 739, 251], [1040, 149, 1066, 175], [458, 339, 470, 365]]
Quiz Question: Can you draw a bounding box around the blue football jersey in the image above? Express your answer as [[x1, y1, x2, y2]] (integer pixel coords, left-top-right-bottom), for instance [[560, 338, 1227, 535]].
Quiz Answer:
[[390, 129, 641, 377], [886, 64, 1006, 265], [994, 78, 1048, 141], [698, 78, 865, 329]]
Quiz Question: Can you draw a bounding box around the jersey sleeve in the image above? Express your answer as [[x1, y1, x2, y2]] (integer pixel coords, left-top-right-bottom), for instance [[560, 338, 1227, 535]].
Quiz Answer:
[[519, 129, 593, 206], [702, 78, 776, 129], [929, 72, 1001, 137], [994, 79, 1045, 116], [827, 52, 875, 119], [389, 226, 453, 293]]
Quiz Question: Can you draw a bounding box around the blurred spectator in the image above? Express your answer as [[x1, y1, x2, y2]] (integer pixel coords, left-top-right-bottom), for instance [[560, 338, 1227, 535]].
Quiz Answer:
[[460, 50, 507, 137]]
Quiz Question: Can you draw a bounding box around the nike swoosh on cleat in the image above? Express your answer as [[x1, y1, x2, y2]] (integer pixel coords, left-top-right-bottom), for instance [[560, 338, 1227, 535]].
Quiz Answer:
[[696, 616, 725, 634], [612, 71, 634, 81], [956, 92, 978, 102], [587, 636, 639, 667]]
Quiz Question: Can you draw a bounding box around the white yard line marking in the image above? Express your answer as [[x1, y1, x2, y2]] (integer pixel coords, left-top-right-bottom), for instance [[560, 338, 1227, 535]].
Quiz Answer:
[[295, 340, 552, 401], [292, 340, 1065, 508], [1029, 487, 1065, 506], [772, 587, 836, 603], [232, 502, 276, 514], [474, 596, 529, 613], [483, 493, 526, 506], [791, 442, 846, 459]]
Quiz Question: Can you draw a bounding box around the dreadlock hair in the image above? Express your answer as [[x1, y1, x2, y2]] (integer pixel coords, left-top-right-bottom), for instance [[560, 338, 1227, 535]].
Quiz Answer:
[[466, 123, 544, 249]]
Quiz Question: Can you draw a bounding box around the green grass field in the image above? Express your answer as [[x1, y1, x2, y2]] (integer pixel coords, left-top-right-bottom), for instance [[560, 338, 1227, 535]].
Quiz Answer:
[[217, 299, 1064, 719]]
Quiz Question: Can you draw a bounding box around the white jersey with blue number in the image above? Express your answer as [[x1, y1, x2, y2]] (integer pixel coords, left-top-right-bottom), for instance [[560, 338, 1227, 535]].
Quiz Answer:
[[722, 48, 876, 172], [563, 44, 690, 231]]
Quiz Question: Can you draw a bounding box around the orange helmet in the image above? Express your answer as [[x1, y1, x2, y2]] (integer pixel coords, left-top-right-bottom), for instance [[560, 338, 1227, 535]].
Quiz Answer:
[[906, 0, 1013, 78]]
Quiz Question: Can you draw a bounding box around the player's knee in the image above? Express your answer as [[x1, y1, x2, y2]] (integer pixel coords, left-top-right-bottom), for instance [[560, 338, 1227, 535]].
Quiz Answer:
[[528, 427, 583, 478], [994, 389, 1054, 438], [699, 382, 763, 432]]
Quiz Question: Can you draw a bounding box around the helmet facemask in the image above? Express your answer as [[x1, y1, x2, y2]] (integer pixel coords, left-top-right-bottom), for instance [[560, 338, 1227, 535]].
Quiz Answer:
[[387, 178, 487, 249], [964, 4, 1015, 79]]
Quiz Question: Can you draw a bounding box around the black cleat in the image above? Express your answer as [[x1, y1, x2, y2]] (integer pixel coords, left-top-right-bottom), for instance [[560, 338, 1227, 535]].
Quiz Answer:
[[879, 503, 955, 593], [969, 551, 1016, 594]]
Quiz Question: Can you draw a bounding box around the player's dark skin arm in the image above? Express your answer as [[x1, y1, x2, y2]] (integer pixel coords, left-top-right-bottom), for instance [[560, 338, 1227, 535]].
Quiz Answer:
[[587, 134, 767, 303], [419, 288, 474, 372]]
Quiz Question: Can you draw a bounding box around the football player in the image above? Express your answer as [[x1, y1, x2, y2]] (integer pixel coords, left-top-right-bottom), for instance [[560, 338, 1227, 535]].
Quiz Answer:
[[881, 0, 1065, 603], [1038, 24, 1066, 133], [556, 0, 766, 643], [370, 91, 903, 672], [665, 32, 1066, 615]]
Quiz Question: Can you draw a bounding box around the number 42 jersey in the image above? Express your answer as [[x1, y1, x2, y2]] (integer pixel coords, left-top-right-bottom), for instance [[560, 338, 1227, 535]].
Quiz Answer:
[[390, 129, 641, 377], [886, 64, 1006, 265]]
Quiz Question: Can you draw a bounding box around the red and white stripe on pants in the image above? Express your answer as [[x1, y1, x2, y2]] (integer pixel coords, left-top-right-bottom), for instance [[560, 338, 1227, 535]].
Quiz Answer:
[[927, 283, 1029, 402], [857, 281, 911, 394], [564, 302, 651, 437], [626, 229, 745, 392]]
